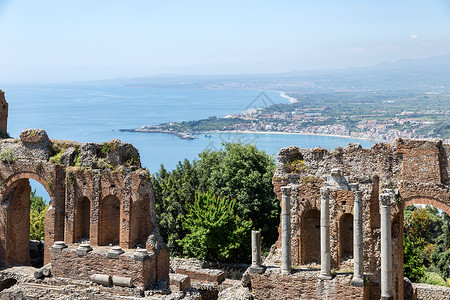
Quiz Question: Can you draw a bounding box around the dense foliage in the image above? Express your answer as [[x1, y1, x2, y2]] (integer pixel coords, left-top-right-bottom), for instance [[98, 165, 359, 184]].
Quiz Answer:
[[152, 159, 199, 256], [179, 191, 252, 262], [30, 190, 48, 240], [404, 206, 450, 285], [152, 142, 279, 262]]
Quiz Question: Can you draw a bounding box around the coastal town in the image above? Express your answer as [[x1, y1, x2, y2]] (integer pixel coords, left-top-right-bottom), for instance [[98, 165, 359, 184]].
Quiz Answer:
[[123, 92, 450, 144]]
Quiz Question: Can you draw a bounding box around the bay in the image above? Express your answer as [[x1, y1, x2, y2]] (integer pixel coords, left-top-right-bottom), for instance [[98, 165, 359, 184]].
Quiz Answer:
[[2, 83, 375, 200]]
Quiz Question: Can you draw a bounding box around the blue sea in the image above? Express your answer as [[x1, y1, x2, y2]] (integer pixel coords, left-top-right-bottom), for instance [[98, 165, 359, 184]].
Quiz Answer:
[[2, 83, 375, 200]]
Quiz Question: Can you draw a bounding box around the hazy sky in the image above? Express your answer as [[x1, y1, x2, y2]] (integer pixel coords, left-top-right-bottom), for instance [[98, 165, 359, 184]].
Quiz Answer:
[[1, 0, 450, 83]]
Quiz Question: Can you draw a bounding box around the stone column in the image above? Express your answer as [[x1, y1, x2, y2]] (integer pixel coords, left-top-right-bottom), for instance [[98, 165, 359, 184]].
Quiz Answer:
[[380, 193, 393, 300], [351, 188, 364, 286], [250, 230, 265, 273], [319, 187, 332, 280], [281, 186, 291, 274]]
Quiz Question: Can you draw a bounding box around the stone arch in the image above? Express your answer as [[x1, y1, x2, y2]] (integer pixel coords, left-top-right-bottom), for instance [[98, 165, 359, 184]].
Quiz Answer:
[[301, 208, 320, 264], [99, 195, 120, 246], [401, 196, 450, 217], [74, 196, 90, 243], [3, 172, 54, 202], [0, 172, 55, 266], [338, 213, 353, 263]]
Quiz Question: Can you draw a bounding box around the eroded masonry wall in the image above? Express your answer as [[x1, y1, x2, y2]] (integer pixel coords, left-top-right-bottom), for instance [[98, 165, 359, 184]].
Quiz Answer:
[[270, 139, 450, 300], [0, 128, 169, 285]]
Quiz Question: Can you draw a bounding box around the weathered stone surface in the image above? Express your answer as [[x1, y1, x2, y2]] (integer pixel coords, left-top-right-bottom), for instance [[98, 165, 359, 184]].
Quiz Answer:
[[218, 282, 253, 300], [404, 277, 414, 300], [171, 257, 249, 281], [0, 89, 165, 291], [170, 273, 192, 291], [0, 89, 8, 134], [0, 96, 167, 288], [250, 270, 365, 300], [176, 267, 226, 283], [105, 139, 141, 168], [79, 142, 97, 168], [60, 146, 77, 166], [270, 139, 450, 300], [20, 128, 50, 144], [413, 283, 450, 300], [52, 246, 156, 288]]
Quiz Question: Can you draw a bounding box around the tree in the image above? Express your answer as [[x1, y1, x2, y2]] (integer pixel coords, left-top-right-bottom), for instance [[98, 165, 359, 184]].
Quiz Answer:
[[152, 159, 199, 256], [179, 190, 252, 262], [196, 142, 279, 247], [403, 236, 426, 282], [431, 213, 450, 278], [30, 190, 48, 240], [152, 142, 279, 261]]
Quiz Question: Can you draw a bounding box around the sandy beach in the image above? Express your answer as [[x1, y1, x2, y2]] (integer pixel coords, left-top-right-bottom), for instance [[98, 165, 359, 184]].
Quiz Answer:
[[279, 92, 298, 103], [205, 130, 380, 143]]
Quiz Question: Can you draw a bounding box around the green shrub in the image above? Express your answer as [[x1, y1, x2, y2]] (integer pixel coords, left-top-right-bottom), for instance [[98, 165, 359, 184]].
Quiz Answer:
[[0, 147, 16, 163], [101, 142, 112, 154], [49, 150, 63, 164], [179, 190, 252, 262], [419, 271, 447, 286], [284, 158, 308, 173], [93, 156, 112, 169]]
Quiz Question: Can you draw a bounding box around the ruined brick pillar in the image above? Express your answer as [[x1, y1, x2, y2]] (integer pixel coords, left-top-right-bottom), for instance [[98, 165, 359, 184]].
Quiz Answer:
[[380, 193, 393, 300], [0, 90, 8, 135], [319, 187, 332, 280], [281, 186, 291, 274]]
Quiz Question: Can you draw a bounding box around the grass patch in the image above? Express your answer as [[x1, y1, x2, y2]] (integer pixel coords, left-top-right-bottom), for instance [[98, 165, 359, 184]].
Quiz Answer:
[[419, 271, 447, 286], [0, 148, 16, 163]]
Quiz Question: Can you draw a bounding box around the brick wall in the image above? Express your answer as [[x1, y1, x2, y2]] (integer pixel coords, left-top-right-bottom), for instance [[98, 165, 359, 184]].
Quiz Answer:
[[270, 139, 450, 300], [250, 270, 367, 300], [52, 246, 156, 287]]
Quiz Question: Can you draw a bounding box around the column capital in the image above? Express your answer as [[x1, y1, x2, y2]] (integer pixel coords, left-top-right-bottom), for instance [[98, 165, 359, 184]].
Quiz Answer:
[[348, 183, 359, 191], [354, 190, 362, 202], [380, 193, 392, 206], [281, 186, 291, 195], [320, 187, 330, 198]]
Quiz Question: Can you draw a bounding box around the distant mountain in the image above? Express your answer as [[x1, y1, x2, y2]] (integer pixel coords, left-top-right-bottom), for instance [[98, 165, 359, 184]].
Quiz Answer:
[[108, 54, 450, 94]]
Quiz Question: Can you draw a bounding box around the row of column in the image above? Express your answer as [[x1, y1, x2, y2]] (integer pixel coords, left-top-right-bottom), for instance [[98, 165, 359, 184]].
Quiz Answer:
[[278, 185, 393, 299]]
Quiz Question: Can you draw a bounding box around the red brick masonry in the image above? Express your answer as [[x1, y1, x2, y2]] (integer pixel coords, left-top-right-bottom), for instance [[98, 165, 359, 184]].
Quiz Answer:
[[52, 246, 156, 288]]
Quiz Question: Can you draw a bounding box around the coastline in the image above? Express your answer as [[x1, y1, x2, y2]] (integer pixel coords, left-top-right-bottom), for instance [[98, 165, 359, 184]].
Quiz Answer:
[[204, 130, 380, 142], [279, 91, 298, 103], [121, 127, 380, 143]]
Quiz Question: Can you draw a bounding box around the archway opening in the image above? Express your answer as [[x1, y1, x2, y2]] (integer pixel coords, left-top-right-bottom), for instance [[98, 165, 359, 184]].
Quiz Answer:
[[301, 208, 320, 264], [74, 196, 90, 243], [100, 195, 120, 246], [1, 178, 50, 268], [130, 197, 151, 248], [29, 179, 50, 268], [339, 213, 353, 263]]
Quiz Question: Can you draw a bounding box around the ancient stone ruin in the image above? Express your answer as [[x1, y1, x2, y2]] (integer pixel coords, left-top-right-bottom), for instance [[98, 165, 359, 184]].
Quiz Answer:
[[0, 90, 169, 295], [247, 139, 450, 300], [1, 87, 449, 300]]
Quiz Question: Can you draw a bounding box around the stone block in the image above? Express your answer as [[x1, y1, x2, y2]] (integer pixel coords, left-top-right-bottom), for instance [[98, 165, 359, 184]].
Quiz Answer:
[[76, 244, 92, 256], [20, 129, 50, 144], [175, 267, 226, 283], [107, 246, 124, 259], [170, 273, 191, 291]]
